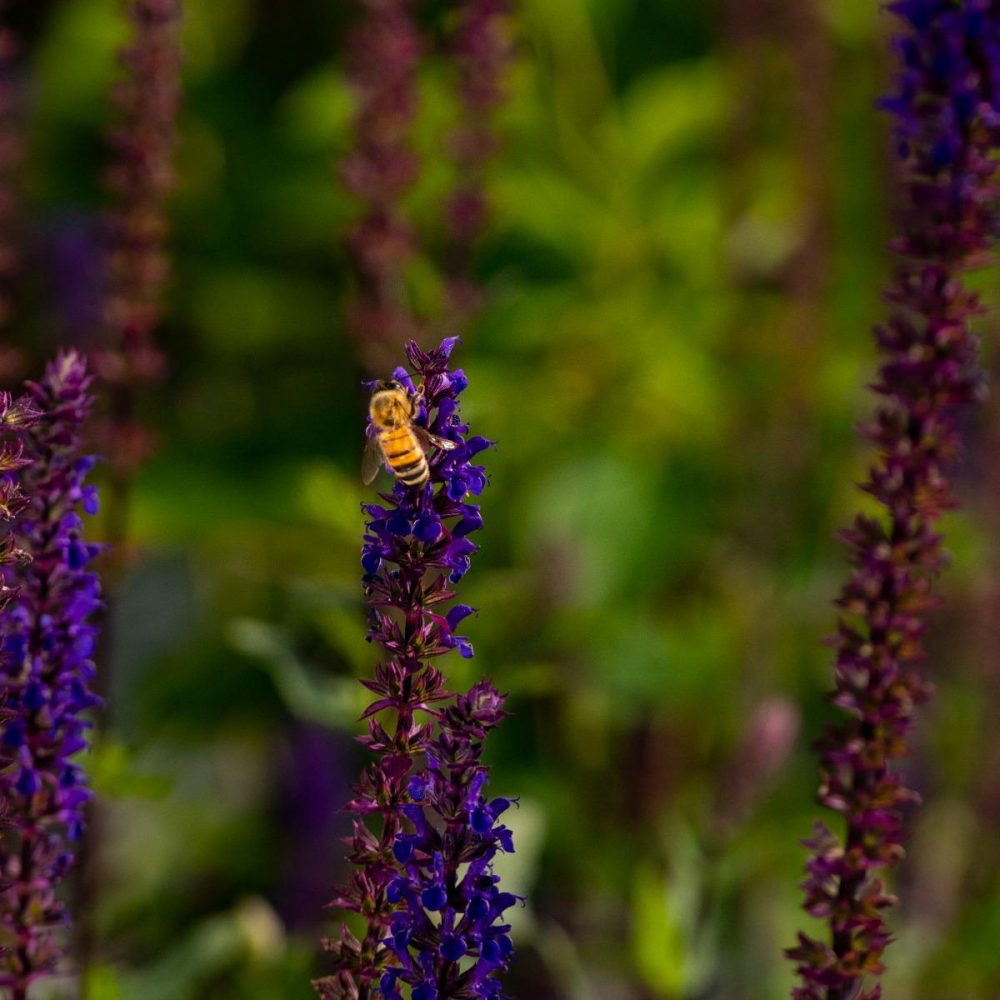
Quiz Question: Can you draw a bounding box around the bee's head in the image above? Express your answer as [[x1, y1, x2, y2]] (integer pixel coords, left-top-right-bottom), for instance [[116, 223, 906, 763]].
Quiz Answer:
[[370, 379, 411, 427]]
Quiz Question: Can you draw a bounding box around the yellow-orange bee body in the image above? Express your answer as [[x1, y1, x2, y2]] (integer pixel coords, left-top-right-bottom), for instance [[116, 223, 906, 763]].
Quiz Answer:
[[363, 379, 457, 488]]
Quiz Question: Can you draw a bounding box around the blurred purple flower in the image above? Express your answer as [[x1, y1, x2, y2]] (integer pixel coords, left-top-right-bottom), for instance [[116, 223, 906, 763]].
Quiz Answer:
[[716, 696, 799, 833], [341, 0, 514, 364], [95, 0, 181, 482], [443, 0, 515, 317], [274, 724, 351, 932], [316, 338, 515, 1000], [342, 0, 425, 369], [0, 25, 23, 335], [788, 4, 1000, 997], [0, 351, 101, 996], [49, 218, 105, 345]]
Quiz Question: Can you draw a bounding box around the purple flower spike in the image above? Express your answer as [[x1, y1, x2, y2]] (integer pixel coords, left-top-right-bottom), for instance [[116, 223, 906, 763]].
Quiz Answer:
[[443, 0, 515, 318], [383, 681, 518, 1000], [787, 5, 1000, 998], [95, 0, 182, 482], [0, 351, 102, 994], [0, 27, 24, 340], [341, 0, 425, 368], [315, 340, 516, 1000]]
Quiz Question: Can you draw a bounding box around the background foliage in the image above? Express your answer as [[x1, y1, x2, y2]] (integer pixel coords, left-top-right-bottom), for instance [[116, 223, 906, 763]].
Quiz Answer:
[[6, 0, 1000, 997]]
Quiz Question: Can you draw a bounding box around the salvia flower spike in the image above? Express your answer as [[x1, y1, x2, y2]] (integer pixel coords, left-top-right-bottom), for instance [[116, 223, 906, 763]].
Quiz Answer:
[[443, 0, 515, 318], [787, 4, 1000, 998], [316, 337, 516, 1000], [0, 386, 41, 822], [342, 0, 424, 368], [0, 351, 102, 996], [0, 20, 24, 336], [379, 681, 517, 1000], [98, 0, 182, 481]]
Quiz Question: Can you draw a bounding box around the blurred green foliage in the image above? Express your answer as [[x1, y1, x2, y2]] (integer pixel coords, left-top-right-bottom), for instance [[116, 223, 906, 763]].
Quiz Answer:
[[8, 0, 1000, 998]]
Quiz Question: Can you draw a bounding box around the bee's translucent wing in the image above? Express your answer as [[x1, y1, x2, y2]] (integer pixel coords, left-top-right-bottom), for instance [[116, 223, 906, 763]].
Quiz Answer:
[[432, 434, 459, 452], [414, 428, 459, 453], [362, 436, 385, 485]]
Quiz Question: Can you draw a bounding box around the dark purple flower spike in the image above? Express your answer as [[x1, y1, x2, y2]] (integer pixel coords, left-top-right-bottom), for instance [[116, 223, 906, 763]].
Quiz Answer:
[[787, 3, 1000, 998], [342, 0, 425, 370], [0, 20, 23, 339], [379, 681, 517, 1000], [316, 338, 515, 1000], [96, 0, 182, 484], [442, 0, 515, 319], [0, 387, 41, 871], [0, 351, 101, 997]]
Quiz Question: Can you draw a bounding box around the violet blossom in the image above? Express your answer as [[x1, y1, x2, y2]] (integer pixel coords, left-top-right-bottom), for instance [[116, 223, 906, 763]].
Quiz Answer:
[[0, 351, 101, 997], [315, 337, 516, 1000], [787, 3, 1000, 998], [379, 681, 517, 1000]]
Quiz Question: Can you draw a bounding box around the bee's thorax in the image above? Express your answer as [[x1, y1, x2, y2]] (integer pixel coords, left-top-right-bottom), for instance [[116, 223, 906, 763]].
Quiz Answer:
[[370, 389, 413, 430]]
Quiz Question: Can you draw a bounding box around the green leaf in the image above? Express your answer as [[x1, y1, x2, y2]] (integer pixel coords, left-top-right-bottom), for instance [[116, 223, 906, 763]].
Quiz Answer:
[[88, 740, 173, 801], [228, 619, 363, 727], [83, 964, 124, 1000]]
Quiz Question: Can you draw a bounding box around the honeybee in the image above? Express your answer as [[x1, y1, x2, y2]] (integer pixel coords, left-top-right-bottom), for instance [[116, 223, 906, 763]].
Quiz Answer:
[[362, 379, 458, 487]]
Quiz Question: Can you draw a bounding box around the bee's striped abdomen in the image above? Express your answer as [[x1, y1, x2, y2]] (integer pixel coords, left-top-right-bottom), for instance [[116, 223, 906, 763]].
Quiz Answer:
[[380, 426, 429, 486]]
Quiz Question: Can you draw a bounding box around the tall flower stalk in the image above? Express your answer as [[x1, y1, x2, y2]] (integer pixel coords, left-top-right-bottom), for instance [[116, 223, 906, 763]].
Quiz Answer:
[[66, 5, 180, 980], [0, 15, 23, 340], [97, 0, 181, 535], [341, 0, 514, 364], [0, 389, 41, 819], [342, 0, 424, 370], [0, 351, 101, 998], [315, 337, 516, 1000], [441, 0, 514, 319], [788, 4, 1000, 997]]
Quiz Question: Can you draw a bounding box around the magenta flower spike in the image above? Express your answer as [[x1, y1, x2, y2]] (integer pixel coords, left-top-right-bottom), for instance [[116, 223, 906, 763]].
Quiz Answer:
[[0, 352, 102, 998], [787, 3, 1000, 998], [316, 338, 516, 1000]]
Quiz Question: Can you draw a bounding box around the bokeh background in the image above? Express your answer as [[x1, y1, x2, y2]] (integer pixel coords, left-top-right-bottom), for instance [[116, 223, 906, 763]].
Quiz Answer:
[[5, 0, 1000, 997]]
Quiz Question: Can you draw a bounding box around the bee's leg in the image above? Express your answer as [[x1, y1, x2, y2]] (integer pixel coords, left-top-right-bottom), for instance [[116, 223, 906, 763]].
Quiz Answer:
[[409, 381, 427, 420]]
